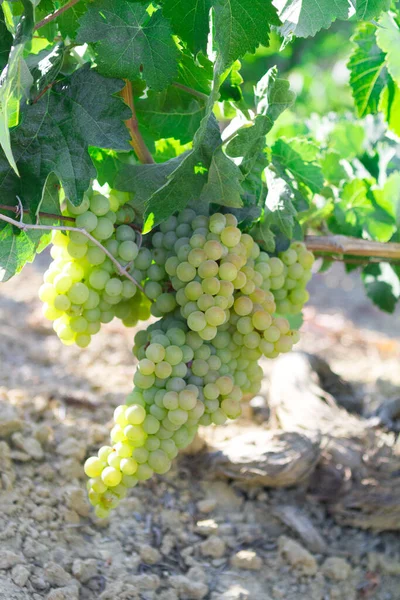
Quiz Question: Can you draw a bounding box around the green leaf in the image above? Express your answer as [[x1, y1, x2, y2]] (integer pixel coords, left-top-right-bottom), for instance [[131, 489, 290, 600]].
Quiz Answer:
[[278, 0, 349, 38], [0, 1, 34, 174], [378, 77, 400, 137], [36, 172, 62, 226], [135, 87, 205, 148], [226, 116, 273, 174], [320, 150, 348, 186], [143, 64, 224, 231], [331, 178, 395, 241], [0, 11, 12, 71], [213, 0, 280, 69], [162, 0, 211, 54], [57, 0, 88, 38], [0, 223, 44, 282], [355, 0, 390, 20], [348, 24, 388, 118], [272, 139, 324, 193], [0, 65, 131, 215], [255, 66, 296, 120], [143, 113, 221, 231], [363, 263, 400, 313], [77, 1, 179, 91], [200, 148, 243, 207], [264, 174, 297, 239], [114, 154, 187, 209], [176, 51, 212, 96], [26, 42, 65, 101], [226, 67, 295, 176], [373, 171, 400, 231], [376, 12, 400, 87], [328, 122, 365, 160]]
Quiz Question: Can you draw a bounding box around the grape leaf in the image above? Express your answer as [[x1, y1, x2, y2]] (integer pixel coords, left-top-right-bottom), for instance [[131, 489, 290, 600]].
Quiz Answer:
[[376, 12, 400, 87], [214, 0, 280, 69], [0, 11, 12, 71], [259, 172, 297, 251], [143, 113, 221, 231], [355, 0, 390, 20], [176, 51, 212, 95], [114, 154, 187, 208], [0, 65, 131, 216], [0, 223, 44, 282], [226, 67, 295, 175], [272, 139, 324, 193], [36, 172, 62, 226], [328, 122, 365, 160], [77, 1, 179, 91], [200, 148, 243, 207], [277, 0, 349, 38], [348, 24, 387, 118], [162, 0, 211, 54], [330, 178, 395, 241], [57, 0, 88, 38], [320, 150, 348, 186], [255, 66, 296, 120], [26, 42, 65, 101], [363, 263, 400, 313], [136, 87, 205, 148], [379, 77, 400, 137], [0, 0, 34, 174]]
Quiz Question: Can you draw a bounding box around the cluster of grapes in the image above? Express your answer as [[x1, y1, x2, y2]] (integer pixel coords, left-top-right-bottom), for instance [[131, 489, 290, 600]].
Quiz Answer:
[[81, 208, 315, 517], [38, 195, 314, 516], [39, 190, 151, 346]]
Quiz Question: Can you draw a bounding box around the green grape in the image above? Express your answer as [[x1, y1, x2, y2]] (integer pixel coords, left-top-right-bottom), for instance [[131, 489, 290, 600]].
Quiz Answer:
[[76, 212, 98, 232], [92, 217, 114, 240], [90, 194, 110, 216]]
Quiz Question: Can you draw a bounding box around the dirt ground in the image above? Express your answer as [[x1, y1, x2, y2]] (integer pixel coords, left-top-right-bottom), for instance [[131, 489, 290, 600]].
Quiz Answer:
[[0, 253, 399, 600]]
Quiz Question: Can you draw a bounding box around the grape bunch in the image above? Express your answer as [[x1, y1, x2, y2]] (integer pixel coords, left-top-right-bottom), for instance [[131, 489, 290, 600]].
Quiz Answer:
[[38, 195, 315, 516], [39, 190, 151, 346]]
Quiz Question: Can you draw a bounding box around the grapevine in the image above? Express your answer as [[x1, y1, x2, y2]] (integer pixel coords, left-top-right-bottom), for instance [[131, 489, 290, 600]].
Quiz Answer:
[[1, 0, 400, 525]]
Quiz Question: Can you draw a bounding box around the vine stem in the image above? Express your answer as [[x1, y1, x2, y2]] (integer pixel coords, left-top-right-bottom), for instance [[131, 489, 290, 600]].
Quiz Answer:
[[33, 0, 82, 31], [171, 82, 208, 101], [0, 212, 145, 293], [0, 204, 76, 223], [305, 235, 400, 260], [121, 81, 154, 165]]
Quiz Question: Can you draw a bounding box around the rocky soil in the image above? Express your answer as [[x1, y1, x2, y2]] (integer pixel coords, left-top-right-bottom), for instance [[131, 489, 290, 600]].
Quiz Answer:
[[0, 255, 399, 600]]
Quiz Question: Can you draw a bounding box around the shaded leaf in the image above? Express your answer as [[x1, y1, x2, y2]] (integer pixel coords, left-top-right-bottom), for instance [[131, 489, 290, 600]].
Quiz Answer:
[[355, 0, 390, 20], [162, 0, 211, 54], [0, 11, 12, 72], [200, 148, 243, 207], [77, 1, 179, 91], [115, 154, 186, 208], [363, 263, 400, 313], [136, 87, 205, 147], [0, 65, 131, 216]]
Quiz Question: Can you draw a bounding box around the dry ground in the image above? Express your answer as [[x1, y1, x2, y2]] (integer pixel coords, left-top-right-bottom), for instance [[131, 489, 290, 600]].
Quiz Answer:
[[0, 254, 399, 600]]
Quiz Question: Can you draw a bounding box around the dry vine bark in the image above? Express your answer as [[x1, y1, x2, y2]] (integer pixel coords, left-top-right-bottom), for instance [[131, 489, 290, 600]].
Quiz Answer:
[[197, 352, 400, 532]]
